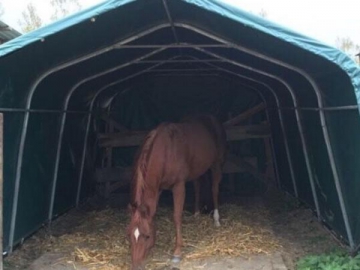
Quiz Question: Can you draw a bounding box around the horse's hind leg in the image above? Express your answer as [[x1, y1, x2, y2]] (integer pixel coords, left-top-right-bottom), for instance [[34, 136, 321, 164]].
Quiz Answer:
[[211, 164, 222, 227], [172, 182, 186, 263], [194, 179, 200, 216]]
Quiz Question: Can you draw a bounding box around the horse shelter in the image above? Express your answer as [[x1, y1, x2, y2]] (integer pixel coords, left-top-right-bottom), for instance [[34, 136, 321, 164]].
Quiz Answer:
[[0, 0, 360, 268]]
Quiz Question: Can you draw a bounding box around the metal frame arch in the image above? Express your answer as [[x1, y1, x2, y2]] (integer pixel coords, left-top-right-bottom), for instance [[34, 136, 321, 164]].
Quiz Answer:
[[183, 52, 321, 217], [214, 74, 281, 188], [164, 55, 283, 187], [175, 54, 304, 206], [176, 22, 353, 247], [70, 51, 322, 249], [107, 71, 282, 188], [198, 60, 320, 216], [75, 58, 283, 204], [75, 54, 296, 209], [196, 47, 304, 197], [47, 48, 169, 223], [8, 23, 172, 252], [8, 15, 353, 253], [75, 55, 187, 206]]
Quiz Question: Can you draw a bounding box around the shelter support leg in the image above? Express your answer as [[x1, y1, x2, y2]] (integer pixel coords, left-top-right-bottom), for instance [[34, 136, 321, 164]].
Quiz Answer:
[[0, 114, 3, 270], [321, 115, 355, 249], [104, 121, 114, 199]]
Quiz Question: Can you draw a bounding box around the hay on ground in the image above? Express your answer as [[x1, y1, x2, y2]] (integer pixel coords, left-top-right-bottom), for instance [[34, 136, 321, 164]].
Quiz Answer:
[[57, 203, 280, 269], [6, 203, 281, 270]]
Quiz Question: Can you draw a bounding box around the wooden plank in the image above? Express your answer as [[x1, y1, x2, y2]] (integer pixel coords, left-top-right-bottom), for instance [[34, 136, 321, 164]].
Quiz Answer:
[[96, 167, 133, 183], [223, 102, 266, 126], [104, 121, 114, 198], [225, 123, 270, 141], [223, 156, 257, 174], [95, 156, 258, 184], [98, 123, 271, 148], [99, 114, 128, 132], [263, 137, 275, 181], [226, 152, 267, 183]]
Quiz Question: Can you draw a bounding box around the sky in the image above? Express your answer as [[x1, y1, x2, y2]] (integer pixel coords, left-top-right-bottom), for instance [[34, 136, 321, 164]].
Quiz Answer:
[[1, 0, 360, 49]]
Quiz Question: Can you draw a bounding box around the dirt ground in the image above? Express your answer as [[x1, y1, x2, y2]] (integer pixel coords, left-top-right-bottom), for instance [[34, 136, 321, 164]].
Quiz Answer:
[[4, 187, 344, 270]]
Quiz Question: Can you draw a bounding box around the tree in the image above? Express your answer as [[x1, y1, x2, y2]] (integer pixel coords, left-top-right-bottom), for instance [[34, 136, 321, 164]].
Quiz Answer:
[[18, 3, 43, 33], [0, 3, 4, 18], [50, 0, 82, 22], [335, 37, 360, 64], [336, 37, 354, 52], [258, 9, 268, 19]]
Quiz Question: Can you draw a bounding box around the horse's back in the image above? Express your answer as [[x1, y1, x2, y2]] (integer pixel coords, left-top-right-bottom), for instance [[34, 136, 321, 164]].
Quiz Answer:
[[134, 115, 226, 188], [179, 115, 226, 179], [182, 115, 226, 162]]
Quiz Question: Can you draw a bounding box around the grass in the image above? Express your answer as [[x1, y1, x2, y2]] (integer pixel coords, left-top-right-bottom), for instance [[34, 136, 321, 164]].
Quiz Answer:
[[296, 250, 360, 270]]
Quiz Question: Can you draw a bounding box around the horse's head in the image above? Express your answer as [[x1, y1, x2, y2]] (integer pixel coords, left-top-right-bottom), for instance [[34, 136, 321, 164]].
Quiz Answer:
[[127, 203, 156, 270]]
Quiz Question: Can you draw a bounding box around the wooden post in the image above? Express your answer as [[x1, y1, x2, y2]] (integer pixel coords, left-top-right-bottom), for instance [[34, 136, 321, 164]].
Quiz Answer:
[[263, 137, 275, 181], [100, 114, 128, 132], [104, 122, 114, 199], [0, 114, 3, 270], [223, 102, 266, 126], [98, 123, 271, 148]]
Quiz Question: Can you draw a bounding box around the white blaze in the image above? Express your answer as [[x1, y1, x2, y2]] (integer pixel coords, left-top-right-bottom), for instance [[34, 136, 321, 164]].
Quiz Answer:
[[134, 228, 140, 242]]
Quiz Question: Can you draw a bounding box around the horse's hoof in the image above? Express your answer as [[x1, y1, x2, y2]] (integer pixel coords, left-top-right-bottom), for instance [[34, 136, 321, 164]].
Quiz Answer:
[[171, 255, 181, 263], [194, 211, 200, 217], [214, 221, 221, 227]]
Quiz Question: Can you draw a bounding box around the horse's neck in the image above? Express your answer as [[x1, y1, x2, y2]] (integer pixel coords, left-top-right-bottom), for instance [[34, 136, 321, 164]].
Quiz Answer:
[[142, 188, 160, 218], [133, 180, 160, 218]]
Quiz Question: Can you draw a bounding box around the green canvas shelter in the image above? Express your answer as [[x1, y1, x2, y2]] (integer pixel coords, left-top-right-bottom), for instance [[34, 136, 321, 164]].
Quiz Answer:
[[0, 0, 360, 255]]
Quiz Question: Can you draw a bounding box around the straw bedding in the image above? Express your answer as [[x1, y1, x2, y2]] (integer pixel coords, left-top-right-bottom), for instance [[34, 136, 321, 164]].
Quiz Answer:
[[41, 202, 282, 269]]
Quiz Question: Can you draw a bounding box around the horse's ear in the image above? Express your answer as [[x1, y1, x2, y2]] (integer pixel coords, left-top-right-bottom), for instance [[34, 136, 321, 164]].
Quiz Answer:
[[138, 204, 150, 218]]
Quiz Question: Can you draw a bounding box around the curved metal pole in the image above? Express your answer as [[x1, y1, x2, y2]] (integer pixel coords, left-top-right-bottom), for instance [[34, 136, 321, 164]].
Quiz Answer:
[[195, 57, 320, 220], [48, 48, 168, 222], [207, 65, 298, 195], [175, 55, 282, 188], [75, 56, 187, 206], [197, 48, 324, 218], [75, 63, 283, 206], [162, 0, 179, 44], [10, 20, 352, 250], [177, 23, 351, 244], [216, 74, 281, 188], [76, 55, 288, 203], [196, 47, 300, 197], [8, 23, 171, 251], [75, 91, 121, 205]]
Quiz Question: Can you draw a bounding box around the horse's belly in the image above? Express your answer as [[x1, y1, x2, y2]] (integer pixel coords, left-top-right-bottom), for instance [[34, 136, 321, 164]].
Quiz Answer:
[[188, 148, 217, 180]]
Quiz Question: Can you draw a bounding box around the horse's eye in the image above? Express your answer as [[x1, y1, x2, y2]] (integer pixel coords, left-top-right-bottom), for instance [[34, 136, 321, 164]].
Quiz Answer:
[[144, 235, 150, 240]]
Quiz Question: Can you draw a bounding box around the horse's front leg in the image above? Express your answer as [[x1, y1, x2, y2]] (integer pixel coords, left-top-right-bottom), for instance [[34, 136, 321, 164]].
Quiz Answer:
[[171, 182, 185, 263]]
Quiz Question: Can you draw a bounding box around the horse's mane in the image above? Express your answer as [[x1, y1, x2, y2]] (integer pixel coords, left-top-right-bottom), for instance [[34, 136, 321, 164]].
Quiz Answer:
[[131, 128, 157, 206], [132, 122, 176, 207]]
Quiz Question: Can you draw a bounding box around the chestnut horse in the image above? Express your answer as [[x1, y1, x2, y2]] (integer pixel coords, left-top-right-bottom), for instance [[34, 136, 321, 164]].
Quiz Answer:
[[127, 115, 226, 270]]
